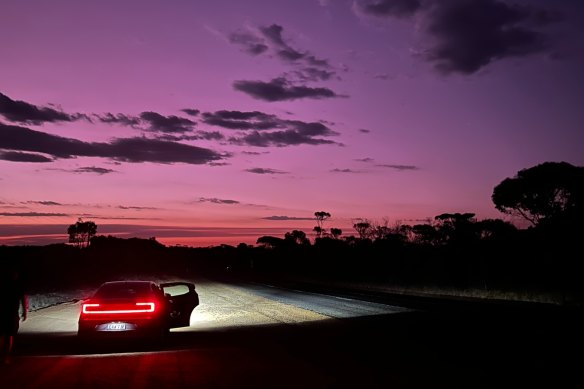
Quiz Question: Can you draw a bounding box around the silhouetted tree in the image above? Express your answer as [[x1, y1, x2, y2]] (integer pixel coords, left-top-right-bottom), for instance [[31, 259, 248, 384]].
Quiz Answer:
[[492, 161, 584, 227], [434, 212, 478, 245], [284, 230, 311, 246], [330, 228, 342, 239], [314, 211, 331, 238], [67, 218, 97, 248], [353, 219, 372, 240], [411, 223, 440, 245], [256, 235, 285, 249]]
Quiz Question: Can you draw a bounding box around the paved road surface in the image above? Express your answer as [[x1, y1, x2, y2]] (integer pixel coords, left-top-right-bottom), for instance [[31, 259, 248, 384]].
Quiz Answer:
[[2, 278, 582, 388]]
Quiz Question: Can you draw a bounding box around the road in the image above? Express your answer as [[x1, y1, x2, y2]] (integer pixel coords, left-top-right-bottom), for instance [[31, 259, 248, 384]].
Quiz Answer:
[[2, 277, 582, 388]]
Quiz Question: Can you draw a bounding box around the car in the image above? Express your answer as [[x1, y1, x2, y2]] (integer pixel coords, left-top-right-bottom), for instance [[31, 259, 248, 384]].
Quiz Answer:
[[78, 280, 199, 339]]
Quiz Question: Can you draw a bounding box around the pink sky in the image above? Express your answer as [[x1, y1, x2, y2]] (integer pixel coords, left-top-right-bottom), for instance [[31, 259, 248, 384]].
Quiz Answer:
[[1, 0, 583, 246]]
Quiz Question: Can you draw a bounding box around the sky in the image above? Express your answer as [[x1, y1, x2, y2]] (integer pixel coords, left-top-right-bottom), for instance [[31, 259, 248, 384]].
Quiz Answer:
[[1, 0, 583, 247]]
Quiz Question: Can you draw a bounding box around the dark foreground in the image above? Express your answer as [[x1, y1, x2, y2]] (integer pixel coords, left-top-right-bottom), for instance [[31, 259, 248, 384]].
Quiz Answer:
[[3, 298, 583, 389]]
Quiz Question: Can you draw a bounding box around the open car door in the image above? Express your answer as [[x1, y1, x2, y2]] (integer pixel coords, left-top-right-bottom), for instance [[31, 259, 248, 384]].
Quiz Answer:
[[160, 282, 199, 328]]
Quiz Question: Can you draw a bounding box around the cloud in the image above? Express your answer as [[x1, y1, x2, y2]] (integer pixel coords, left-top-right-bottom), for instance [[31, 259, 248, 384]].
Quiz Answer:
[[181, 108, 200, 117], [139, 112, 196, 133], [156, 131, 225, 142], [245, 168, 288, 175], [202, 110, 282, 130], [376, 164, 420, 170], [117, 205, 157, 210], [229, 24, 338, 81], [233, 78, 343, 101], [0, 122, 227, 165], [203, 110, 340, 146], [355, 0, 562, 74], [24, 201, 63, 206], [261, 215, 315, 221], [0, 151, 53, 162], [355, 157, 375, 162], [330, 168, 364, 173], [355, 0, 421, 18], [0, 212, 69, 217], [229, 30, 269, 55], [197, 197, 240, 205], [73, 166, 116, 175], [358, 128, 371, 133], [95, 113, 141, 127], [0, 92, 86, 125], [422, 0, 558, 74]]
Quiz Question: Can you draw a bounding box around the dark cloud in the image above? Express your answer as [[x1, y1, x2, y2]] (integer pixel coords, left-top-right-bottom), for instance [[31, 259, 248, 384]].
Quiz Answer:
[[95, 113, 141, 127], [24, 201, 63, 206], [245, 168, 288, 175], [229, 24, 337, 80], [0, 151, 52, 162], [358, 128, 371, 133], [0, 122, 226, 165], [356, 0, 421, 18], [373, 73, 391, 80], [355, 157, 375, 162], [0, 92, 84, 125], [117, 205, 157, 210], [241, 151, 269, 155], [261, 215, 315, 221], [0, 212, 69, 217], [233, 78, 342, 101], [259, 24, 287, 47], [140, 112, 196, 133], [204, 110, 341, 146], [291, 67, 336, 82], [424, 0, 558, 74], [156, 131, 225, 142], [331, 168, 363, 173], [181, 108, 200, 117], [229, 31, 269, 55], [73, 166, 116, 175], [202, 110, 282, 130], [231, 130, 339, 147], [197, 197, 240, 205], [376, 164, 420, 170], [358, 0, 562, 74]]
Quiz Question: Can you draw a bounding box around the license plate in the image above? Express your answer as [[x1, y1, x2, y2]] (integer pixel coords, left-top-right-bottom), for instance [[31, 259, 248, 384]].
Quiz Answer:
[[106, 323, 126, 331]]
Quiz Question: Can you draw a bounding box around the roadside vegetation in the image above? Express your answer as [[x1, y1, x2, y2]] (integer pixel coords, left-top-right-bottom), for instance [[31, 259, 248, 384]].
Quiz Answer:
[[2, 161, 583, 305]]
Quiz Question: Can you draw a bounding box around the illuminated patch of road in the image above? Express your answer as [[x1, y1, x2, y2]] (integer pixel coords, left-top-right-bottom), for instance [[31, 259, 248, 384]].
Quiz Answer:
[[183, 282, 329, 331]]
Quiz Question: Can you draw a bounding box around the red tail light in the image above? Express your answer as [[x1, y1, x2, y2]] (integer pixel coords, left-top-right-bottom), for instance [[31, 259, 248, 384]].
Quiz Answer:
[[82, 302, 156, 314]]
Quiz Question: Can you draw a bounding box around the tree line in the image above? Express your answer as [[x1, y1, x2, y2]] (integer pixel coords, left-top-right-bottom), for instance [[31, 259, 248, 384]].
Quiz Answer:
[[3, 161, 583, 301]]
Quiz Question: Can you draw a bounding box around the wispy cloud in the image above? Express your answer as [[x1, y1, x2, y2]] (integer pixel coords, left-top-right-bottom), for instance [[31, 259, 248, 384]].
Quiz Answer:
[[330, 168, 364, 173], [0, 123, 227, 165], [197, 197, 241, 205], [245, 167, 288, 175], [376, 164, 420, 171], [72, 166, 116, 175], [0, 92, 87, 125], [23, 201, 63, 206], [233, 77, 343, 102], [261, 215, 315, 221], [0, 212, 69, 217], [0, 151, 53, 162]]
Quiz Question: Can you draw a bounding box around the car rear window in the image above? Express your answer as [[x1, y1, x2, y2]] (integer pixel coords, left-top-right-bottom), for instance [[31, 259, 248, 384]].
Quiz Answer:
[[93, 282, 153, 298]]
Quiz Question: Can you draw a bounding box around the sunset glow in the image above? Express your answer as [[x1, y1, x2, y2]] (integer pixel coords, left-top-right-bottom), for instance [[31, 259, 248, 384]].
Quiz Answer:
[[1, 0, 583, 246]]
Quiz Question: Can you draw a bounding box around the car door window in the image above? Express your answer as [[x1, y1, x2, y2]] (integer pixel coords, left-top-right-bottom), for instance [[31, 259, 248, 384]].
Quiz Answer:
[[162, 284, 190, 297]]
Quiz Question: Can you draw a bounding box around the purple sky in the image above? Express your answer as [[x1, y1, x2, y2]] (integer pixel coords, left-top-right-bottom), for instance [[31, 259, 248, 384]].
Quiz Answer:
[[1, 0, 583, 246]]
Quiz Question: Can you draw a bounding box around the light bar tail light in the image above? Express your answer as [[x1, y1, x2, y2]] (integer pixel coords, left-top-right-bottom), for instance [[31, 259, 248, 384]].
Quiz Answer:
[[82, 302, 156, 314]]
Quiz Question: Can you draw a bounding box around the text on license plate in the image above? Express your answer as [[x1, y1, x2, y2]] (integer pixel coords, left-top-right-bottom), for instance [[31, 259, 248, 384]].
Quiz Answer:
[[106, 323, 126, 330]]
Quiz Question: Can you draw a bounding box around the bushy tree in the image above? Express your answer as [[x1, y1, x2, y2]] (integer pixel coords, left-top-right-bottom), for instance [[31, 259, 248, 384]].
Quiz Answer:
[[492, 161, 584, 227], [67, 218, 97, 248]]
